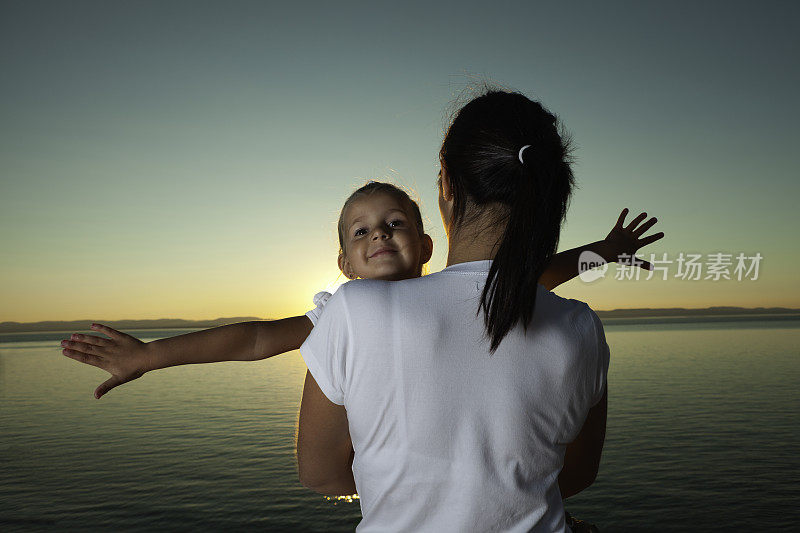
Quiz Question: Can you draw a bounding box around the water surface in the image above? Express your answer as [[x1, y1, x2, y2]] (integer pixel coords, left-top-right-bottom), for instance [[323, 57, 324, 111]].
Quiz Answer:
[[2, 320, 798, 531]]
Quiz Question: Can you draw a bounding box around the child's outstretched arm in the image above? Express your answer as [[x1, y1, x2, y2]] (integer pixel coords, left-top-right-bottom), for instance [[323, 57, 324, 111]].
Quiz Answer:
[[61, 317, 313, 399], [539, 208, 664, 291]]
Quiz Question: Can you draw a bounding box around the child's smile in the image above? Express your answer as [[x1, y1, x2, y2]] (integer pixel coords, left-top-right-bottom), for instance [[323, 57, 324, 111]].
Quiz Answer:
[[369, 245, 398, 258]]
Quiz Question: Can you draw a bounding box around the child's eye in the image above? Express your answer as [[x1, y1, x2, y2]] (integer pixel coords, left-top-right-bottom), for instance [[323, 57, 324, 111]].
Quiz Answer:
[[389, 219, 405, 228]]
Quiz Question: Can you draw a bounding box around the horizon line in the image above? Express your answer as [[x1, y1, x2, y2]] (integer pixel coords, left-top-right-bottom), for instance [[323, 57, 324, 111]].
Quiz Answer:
[[2, 306, 800, 332]]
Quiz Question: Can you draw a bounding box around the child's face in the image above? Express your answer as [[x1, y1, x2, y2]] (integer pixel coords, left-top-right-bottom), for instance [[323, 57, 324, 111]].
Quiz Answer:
[[339, 192, 432, 281]]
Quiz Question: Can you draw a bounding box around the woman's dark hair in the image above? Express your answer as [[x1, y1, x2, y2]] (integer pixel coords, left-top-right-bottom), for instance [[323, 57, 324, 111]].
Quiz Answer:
[[440, 89, 575, 352], [337, 181, 425, 254]]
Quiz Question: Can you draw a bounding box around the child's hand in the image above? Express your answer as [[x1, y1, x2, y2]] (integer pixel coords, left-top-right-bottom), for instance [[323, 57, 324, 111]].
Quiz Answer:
[[604, 208, 665, 270], [60, 323, 152, 399]]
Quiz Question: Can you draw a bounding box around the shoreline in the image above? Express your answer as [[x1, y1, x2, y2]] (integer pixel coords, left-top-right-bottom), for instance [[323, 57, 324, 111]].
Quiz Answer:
[[1, 310, 799, 335]]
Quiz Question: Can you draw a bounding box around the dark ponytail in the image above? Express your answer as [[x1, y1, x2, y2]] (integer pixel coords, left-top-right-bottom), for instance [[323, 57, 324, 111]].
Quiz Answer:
[[440, 89, 575, 353]]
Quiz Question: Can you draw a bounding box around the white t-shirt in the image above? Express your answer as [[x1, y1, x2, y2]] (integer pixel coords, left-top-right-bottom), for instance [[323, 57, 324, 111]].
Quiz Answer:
[[305, 290, 332, 326], [299, 260, 610, 533]]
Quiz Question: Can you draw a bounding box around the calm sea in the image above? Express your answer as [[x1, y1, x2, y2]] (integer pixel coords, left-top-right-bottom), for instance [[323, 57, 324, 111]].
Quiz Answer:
[[1, 319, 799, 532]]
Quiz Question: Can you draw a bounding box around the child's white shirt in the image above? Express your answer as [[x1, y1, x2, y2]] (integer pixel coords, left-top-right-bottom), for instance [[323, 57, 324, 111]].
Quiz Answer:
[[304, 290, 332, 326], [299, 260, 609, 533]]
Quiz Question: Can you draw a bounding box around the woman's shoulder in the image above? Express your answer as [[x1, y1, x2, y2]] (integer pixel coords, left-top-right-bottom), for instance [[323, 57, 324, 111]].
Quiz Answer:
[[536, 285, 593, 314], [533, 288, 603, 335], [305, 281, 389, 325], [337, 277, 437, 312], [333, 278, 395, 304]]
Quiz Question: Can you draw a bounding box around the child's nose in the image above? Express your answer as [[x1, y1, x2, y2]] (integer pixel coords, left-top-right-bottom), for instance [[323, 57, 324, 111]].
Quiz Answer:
[[372, 225, 390, 240]]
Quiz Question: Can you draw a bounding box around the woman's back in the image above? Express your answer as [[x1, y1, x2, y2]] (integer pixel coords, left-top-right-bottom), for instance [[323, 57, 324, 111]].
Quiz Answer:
[[300, 260, 609, 532]]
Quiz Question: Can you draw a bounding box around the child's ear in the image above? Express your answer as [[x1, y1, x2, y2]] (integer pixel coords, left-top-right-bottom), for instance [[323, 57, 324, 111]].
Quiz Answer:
[[421, 234, 433, 264], [338, 253, 356, 280]]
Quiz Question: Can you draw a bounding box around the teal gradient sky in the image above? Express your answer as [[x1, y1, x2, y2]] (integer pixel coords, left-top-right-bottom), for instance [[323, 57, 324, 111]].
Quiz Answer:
[[1, 0, 798, 322]]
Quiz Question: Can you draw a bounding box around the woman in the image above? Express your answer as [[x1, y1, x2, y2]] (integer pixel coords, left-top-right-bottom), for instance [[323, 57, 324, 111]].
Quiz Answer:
[[296, 89, 609, 532]]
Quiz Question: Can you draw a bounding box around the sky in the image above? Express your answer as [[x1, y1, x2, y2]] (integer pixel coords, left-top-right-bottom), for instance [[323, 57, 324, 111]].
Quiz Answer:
[[1, 0, 798, 323]]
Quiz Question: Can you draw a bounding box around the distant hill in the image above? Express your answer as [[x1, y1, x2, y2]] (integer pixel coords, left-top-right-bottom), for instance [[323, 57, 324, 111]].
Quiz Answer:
[[1, 307, 799, 333], [0, 317, 265, 333], [594, 306, 800, 318]]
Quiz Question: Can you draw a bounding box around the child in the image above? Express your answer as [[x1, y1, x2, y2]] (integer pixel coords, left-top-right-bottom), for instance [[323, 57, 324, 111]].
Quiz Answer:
[[61, 180, 661, 529], [61, 181, 660, 396]]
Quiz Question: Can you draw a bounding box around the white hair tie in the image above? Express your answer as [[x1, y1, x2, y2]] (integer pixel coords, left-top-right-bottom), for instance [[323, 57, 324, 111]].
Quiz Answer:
[[518, 145, 532, 164]]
